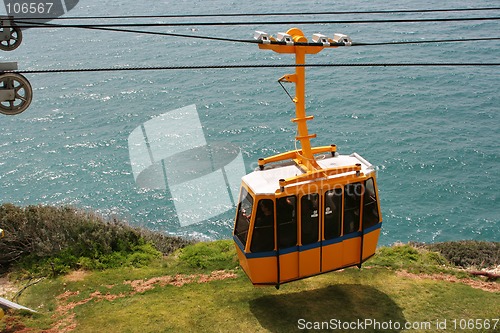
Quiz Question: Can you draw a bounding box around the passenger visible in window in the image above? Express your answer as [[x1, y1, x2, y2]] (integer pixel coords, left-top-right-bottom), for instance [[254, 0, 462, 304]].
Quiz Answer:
[[301, 194, 319, 245], [234, 189, 253, 246], [344, 184, 361, 234], [324, 189, 342, 239], [251, 199, 275, 252], [256, 200, 273, 227], [344, 208, 360, 234], [303, 194, 319, 217], [277, 196, 297, 249], [277, 197, 294, 222]]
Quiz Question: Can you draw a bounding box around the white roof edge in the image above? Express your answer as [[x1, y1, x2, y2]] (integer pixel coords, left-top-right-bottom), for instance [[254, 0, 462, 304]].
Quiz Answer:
[[351, 152, 374, 171]]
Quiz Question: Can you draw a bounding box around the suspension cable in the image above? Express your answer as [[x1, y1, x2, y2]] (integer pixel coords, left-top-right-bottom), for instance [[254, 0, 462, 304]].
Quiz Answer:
[[352, 37, 500, 46], [12, 20, 258, 44], [11, 20, 500, 47], [10, 7, 500, 21], [13, 16, 500, 28], [7, 63, 500, 75]]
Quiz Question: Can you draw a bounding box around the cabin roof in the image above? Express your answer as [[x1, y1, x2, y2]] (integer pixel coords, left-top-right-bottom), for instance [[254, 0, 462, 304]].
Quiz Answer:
[[242, 152, 375, 195]]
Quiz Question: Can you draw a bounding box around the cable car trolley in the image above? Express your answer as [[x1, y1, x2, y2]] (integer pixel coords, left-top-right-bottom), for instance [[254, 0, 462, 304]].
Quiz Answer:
[[0, 62, 32, 115], [233, 28, 382, 288], [0, 19, 32, 116]]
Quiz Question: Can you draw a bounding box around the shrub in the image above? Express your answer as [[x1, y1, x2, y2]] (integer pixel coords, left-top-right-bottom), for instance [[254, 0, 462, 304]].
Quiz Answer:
[[136, 227, 195, 255], [178, 240, 237, 271], [126, 243, 162, 267], [368, 244, 449, 273], [0, 204, 193, 275], [413, 240, 500, 269]]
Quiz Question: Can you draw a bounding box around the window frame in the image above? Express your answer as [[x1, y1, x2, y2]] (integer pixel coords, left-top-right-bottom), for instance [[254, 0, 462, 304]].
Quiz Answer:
[[324, 188, 343, 240], [362, 177, 381, 230], [276, 195, 297, 249], [300, 193, 320, 246], [343, 183, 362, 235], [233, 187, 254, 248], [250, 199, 275, 253]]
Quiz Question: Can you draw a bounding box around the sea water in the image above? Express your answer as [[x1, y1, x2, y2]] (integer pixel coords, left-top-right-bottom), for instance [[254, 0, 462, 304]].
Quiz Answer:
[[0, 0, 498, 245]]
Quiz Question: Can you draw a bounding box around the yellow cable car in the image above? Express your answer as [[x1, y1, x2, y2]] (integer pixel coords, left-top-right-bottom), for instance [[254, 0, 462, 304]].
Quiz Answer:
[[233, 28, 382, 287]]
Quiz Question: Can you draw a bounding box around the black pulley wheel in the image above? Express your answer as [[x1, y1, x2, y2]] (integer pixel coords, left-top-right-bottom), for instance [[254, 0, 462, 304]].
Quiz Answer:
[[0, 24, 22, 51], [0, 73, 33, 115]]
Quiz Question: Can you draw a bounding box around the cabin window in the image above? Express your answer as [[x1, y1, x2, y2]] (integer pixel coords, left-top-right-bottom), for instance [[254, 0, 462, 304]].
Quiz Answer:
[[324, 188, 342, 240], [301, 193, 320, 245], [277, 196, 297, 249], [250, 199, 275, 252], [363, 178, 380, 229], [344, 183, 361, 234], [234, 188, 253, 247]]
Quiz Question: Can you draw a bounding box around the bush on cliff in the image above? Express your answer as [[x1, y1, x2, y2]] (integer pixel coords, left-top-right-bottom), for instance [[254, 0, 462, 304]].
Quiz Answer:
[[0, 203, 193, 275]]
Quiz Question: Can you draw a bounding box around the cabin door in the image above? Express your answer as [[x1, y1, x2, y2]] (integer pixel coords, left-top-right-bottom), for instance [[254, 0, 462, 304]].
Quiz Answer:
[[276, 193, 324, 282], [321, 188, 344, 272], [298, 193, 321, 278], [276, 196, 299, 283]]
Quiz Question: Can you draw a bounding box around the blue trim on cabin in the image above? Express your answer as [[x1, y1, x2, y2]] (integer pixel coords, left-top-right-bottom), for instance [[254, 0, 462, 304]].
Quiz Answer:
[[233, 235, 245, 252], [364, 222, 382, 234], [299, 242, 321, 251], [343, 231, 362, 240], [322, 236, 343, 247], [278, 246, 299, 255], [235, 222, 383, 259]]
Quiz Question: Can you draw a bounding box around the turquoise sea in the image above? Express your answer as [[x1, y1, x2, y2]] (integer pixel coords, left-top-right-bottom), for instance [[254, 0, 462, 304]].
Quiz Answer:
[[0, 0, 498, 245]]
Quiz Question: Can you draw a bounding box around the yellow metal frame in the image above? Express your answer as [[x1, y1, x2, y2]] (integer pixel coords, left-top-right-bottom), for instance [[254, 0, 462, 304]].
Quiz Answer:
[[257, 28, 359, 180]]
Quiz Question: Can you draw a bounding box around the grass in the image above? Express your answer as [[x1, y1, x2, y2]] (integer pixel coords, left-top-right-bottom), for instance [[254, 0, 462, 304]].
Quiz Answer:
[[1, 241, 499, 333]]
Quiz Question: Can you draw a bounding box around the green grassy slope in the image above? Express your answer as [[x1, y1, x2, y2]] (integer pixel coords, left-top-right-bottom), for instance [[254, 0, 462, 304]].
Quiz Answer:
[[1, 241, 499, 333]]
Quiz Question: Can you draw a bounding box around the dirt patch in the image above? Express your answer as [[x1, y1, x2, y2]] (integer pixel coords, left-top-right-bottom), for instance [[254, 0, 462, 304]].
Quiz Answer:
[[124, 276, 175, 292], [0, 276, 18, 299], [197, 270, 238, 283], [396, 271, 500, 292], [124, 270, 238, 293], [63, 270, 88, 282], [56, 290, 80, 302]]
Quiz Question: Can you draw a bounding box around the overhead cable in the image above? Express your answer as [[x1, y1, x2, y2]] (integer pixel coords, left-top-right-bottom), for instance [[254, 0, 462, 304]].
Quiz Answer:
[[353, 37, 500, 46], [8, 63, 500, 75], [14, 16, 500, 28], [11, 7, 500, 21], [13, 20, 257, 44], [12, 20, 500, 47]]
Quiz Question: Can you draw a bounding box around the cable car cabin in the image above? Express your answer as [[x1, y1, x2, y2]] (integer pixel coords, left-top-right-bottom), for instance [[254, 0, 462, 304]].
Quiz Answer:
[[233, 148, 382, 287], [232, 28, 383, 287]]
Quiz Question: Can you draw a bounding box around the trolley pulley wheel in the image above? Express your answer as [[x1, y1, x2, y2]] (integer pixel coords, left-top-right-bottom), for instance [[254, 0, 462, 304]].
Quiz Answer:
[[0, 24, 22, 51], [0, 73, 33, 115]]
